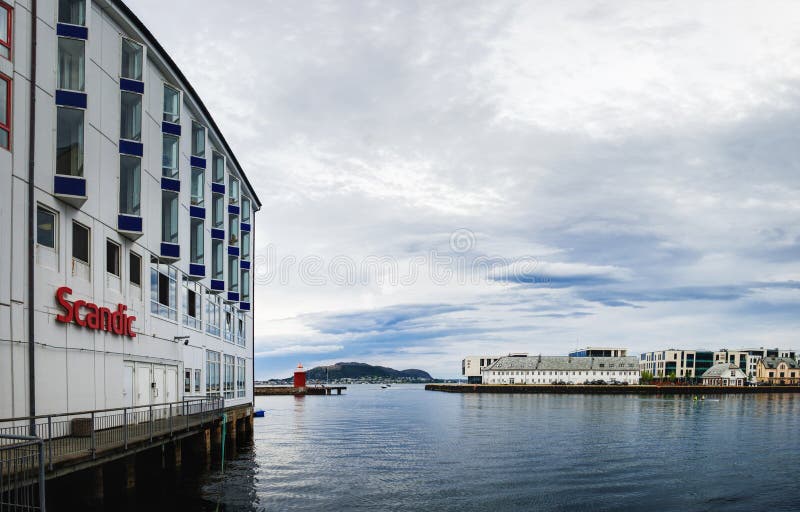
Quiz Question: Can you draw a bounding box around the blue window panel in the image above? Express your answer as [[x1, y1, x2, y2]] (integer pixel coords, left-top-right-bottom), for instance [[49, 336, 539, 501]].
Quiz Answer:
[[119, 140, 144, 157], [160, 243, 180, 259], [161, 177, 181, 192], [228, 204, 240, 215], [211, 228, 225, 240], [227, 292, 240, 303], [227, 246, 240, 256], [210, 279, 225, 291], [55, 90, 87, 109], [190, 206, 206, 219], [189, 264, 206, 277], [241, 222, 251, 232], [56, 23, 88, 40], [240, 260, 251, 270], [162, 122, 181, 136], [211, 183, 225, 195], [190, 156, 206, 169], [239, 302, 251, 311], [117, 214, 142, 233], [119, 78, 144, 94], [53, 175, 86, 197]]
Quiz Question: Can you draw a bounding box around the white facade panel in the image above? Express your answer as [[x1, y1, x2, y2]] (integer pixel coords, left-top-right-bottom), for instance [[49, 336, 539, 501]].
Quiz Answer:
[[0, 0, 261, 420]]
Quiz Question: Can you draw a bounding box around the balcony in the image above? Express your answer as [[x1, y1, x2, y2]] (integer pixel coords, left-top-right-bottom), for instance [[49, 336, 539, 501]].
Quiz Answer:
[[188, 264, 205, 280], [116, 214, 143, 240], [53, 175, 87, 207], [159, 242, 180, 262]]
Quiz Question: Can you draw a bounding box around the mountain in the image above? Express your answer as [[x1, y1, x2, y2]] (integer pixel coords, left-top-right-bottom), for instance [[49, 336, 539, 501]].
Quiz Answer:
[[296, 362, 434, 382]]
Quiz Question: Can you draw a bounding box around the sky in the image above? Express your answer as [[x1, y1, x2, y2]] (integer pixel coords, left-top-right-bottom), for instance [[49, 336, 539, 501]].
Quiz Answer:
[[126, 0, 800, 379]]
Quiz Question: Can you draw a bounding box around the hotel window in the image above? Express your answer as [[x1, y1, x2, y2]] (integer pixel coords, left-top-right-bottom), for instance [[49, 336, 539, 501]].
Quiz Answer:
[[120, 39, 143, 81], [211, 239, 223, 281], [228, 255, 239, 292], [184, 370, 192, 393], [119, 155, 141, 216], [120, 91, 142, 141], [237, 358, 246, 398], [228, 176, 239, 204], [212, 152, 224, 183], [212, 194, 224, 229], [206, 350, 220, 397], [150, 258, 177, 320], [72, 221, 90, 264], [223, 355, 235, 399], [190, 218, 204, 264], [241, 197, 251, 223], [241, 231, 250, 260], [0, 74, 9, 149], [36, 206, 57, 249], [56, 107, 84, 176], [57, 38, 84, 91], [59, 0, 85, 25], [236, 311, 245, 346], [228, 215, 239, 245], [191, 121, 205, 158], [223, 303, 234, 342], [0, 2, 11, 60], [194, 369, 201, 393], [205, 292, 221, 336], [190, 167, 204, 205], [106, 239, 120, 277], [183, 280, 202, 330], [162, 134, 179, 178], [161, 191, 178, 244], [129, 251, 141, 287], [163, 84, 180, 123], [241, 269, 250, 303]]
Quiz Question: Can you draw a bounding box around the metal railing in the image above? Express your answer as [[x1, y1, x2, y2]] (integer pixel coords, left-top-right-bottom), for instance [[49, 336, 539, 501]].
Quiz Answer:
[[0, 398, 224, 470], [0, 435, 45, 512]]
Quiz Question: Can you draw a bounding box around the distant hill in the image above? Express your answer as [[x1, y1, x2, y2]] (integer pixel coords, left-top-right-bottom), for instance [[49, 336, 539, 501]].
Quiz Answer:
[[291, 362, 434, 382]]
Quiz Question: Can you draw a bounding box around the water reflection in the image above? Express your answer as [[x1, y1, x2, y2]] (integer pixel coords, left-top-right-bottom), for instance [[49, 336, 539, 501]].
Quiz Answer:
[[61, 386, 800, 511]]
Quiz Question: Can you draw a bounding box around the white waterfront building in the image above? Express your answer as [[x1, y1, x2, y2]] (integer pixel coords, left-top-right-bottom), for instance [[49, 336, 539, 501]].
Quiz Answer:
[[482, 356, 641, 385], [0, 0, 260, 419]]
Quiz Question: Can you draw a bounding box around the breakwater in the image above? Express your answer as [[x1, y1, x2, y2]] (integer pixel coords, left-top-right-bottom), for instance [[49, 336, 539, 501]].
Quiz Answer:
[[254, 386, 346, 396], [425, 384, 800, 394]]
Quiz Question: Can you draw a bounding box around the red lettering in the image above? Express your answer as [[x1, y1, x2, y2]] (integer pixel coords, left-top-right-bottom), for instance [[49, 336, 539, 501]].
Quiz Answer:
[[73, 300, 87, 327], [99, 308, 112, 331], [112, 305, 126, 335], [85, 303, 100, 329], [126, 316, 137, 338], [55, 287, 74, 323], [54, 289, 136, 338]]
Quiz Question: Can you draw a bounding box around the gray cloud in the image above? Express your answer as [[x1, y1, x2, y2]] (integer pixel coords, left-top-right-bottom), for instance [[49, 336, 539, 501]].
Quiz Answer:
[[126, 0, 800, 377]]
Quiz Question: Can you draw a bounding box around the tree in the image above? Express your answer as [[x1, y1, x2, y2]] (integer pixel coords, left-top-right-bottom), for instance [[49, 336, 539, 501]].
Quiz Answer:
[[640, 370, 653, 383]]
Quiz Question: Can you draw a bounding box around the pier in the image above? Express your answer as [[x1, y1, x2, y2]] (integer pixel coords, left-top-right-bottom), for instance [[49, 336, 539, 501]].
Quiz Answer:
[[426, 384, 800, 394], [254, 386, 347, 396], [0, 398, 254, 509]]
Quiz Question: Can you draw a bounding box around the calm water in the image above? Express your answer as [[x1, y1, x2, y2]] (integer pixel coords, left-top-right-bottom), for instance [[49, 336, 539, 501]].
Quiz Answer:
[[104, 386, 800, 511]]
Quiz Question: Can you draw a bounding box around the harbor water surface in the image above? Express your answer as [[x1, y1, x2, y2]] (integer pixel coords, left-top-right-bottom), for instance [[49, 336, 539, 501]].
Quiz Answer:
[[122, 385, 800, 511]]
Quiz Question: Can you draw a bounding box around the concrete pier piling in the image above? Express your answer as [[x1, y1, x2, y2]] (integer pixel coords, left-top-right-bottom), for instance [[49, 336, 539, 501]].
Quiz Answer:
[[38, 404, 255, 509]]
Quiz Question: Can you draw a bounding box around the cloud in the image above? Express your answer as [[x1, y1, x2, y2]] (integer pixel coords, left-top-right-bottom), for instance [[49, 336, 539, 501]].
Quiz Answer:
[[124, 0, 800, 378]]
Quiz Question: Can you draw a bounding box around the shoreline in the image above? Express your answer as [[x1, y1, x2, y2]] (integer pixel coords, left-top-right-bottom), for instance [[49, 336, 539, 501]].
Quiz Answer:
[[425, 384, 800, 394]]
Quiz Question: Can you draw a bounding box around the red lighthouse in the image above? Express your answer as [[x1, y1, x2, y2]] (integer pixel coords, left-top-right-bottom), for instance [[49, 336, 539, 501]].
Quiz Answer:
[[293, 363, 307, 388]]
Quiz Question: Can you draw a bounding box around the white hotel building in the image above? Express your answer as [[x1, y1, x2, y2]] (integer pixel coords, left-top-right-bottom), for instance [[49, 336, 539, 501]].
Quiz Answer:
[[0, 0, 260, 419], [483, 356, 641, 385]]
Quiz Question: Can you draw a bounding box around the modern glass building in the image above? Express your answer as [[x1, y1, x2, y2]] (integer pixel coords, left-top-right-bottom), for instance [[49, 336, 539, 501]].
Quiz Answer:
[[0, 0, 261, 419]]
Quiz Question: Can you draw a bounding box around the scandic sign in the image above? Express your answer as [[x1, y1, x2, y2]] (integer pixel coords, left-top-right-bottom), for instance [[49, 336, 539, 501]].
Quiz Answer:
[[55, 287, 137, 338]]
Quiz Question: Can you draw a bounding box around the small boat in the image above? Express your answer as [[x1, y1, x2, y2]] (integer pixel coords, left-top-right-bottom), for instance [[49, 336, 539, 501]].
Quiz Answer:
[[381, 385, 388, 389], [254, 409, 265, 417]]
